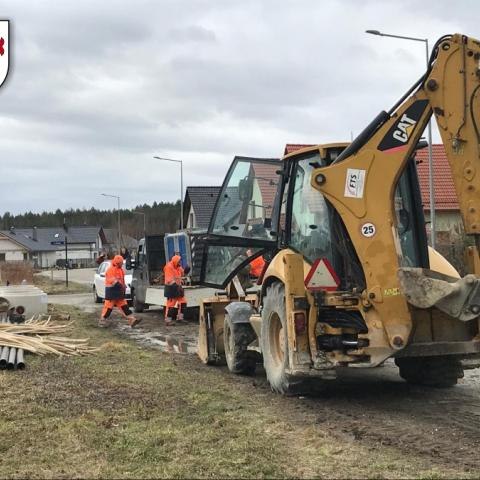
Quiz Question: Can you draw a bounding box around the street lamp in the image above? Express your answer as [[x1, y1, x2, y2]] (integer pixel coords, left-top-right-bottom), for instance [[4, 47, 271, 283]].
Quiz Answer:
[[133, 210, 147, 237], [101, 193, 121, 251], [153, 155, 184, 230], [366, 29, 436, 249]]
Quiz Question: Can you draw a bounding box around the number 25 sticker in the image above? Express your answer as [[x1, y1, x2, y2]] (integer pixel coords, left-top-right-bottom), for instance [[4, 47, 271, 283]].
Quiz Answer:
[[361, 222, 376, 238]]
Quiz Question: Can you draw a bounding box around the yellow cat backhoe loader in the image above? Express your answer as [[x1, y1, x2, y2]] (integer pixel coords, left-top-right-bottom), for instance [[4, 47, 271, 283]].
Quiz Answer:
[[197, 33, 480, 393]]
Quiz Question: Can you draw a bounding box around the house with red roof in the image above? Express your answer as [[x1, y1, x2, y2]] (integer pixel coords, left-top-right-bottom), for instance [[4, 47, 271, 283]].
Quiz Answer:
[[284, 143, 463, 243]]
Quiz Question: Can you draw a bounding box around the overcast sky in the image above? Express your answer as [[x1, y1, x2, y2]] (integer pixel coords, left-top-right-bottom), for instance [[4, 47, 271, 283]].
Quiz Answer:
[[0, 0, 478, 215]]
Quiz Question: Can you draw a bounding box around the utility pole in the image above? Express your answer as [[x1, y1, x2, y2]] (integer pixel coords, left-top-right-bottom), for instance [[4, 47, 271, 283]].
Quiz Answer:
[[366, 29, 436, 249], [153, 156, 184, 230], [65, 236, 68, 288], [101, 193, 121, 251]]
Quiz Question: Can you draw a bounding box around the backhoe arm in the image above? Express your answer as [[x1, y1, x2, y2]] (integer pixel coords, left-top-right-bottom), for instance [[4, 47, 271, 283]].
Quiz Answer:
[[425, 34, 480, 238], [310, 33, 480, 353]]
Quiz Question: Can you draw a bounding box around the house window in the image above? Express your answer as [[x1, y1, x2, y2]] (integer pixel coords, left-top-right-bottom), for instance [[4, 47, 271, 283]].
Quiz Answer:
[[0, 253, 5, 262], [189, 213, 194, 228], [23, 252, 28, 261], [250, 200, 256, 219]]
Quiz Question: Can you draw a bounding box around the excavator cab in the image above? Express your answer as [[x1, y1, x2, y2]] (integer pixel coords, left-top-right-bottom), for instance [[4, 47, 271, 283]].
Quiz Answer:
[[198, 33, 480, 394]]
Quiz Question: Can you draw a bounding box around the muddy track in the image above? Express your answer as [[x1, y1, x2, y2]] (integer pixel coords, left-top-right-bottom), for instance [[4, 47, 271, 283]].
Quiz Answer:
[[197, 360, 480, 472], [58, 296, 480, 473]]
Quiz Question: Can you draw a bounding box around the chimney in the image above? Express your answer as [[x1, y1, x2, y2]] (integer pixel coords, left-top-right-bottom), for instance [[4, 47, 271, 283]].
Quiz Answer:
[[9, 226, 15, 235], [32, 226, 37, 241]]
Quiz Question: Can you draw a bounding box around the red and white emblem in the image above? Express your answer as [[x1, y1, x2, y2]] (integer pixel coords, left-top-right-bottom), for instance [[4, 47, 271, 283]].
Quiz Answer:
[[304, 258, 340, 292], [0, 20, 10, 89]]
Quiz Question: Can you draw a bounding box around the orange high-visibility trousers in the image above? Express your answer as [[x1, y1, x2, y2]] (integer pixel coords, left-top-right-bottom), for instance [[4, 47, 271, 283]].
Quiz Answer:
[[164, 296, 186, 318], [102, 298, 127, 318]]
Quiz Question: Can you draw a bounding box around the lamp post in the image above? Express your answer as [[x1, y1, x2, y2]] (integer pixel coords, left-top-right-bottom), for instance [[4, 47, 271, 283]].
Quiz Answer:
[[133, 210, 147, 237], [101, 193, 121, 251], [153, 156, 184, 230], [366, 29, 436, 249]]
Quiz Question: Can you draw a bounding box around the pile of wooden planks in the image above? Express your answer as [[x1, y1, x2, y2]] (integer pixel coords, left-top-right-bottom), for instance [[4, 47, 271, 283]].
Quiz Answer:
[[0, 316, 98, 357]]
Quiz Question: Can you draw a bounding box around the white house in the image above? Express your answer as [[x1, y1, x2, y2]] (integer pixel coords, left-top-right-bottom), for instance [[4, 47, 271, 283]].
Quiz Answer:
[[0, 226, 109, 268]]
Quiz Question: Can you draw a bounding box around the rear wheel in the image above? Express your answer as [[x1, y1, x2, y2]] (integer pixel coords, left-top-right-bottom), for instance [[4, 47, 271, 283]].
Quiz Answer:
[[395, 356, 464, 387], [132, 292, 145, 313], [93, 287, 102, 304], [261, 282, 308, 395], [224, 313, 257, 375]]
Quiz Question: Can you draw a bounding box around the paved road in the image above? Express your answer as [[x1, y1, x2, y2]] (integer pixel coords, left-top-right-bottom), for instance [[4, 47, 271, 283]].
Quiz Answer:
[[48, 293, 99, 312], [39, 268, 96, 285]]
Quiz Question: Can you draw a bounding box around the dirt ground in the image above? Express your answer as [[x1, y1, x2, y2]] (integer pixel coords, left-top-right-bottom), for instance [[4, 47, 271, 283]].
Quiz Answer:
[[44, 292, 480, 477]]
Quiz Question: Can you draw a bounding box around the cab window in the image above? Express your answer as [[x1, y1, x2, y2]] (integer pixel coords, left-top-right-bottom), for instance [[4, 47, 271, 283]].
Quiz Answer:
[[288, 154, 334, 265], [211, 158, 281, 240]]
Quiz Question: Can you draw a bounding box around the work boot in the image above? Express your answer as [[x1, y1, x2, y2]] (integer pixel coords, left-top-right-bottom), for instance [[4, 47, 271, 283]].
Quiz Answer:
[[164, 317, 175, 326], [127, 315, 142, 328], [176, 312, 188, 324], [98, 318, 110, 328]]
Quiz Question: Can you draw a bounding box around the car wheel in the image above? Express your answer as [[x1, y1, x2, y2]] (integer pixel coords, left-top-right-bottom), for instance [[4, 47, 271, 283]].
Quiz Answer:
[[93, 286, 102, 304]]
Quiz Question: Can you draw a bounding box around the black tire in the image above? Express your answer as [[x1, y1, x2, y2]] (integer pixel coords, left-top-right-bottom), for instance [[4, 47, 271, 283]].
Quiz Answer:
[[224, 313, 257, 375], [395, 356, 464, 388], [261, 282, 308, 395], [185, 306, 200, 322], [93, 287, 102, 304], [132, 292, 145, 313]]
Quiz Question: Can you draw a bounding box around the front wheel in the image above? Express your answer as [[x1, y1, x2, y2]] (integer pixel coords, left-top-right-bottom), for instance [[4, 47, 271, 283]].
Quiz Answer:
[[224, 313, 257, 375]]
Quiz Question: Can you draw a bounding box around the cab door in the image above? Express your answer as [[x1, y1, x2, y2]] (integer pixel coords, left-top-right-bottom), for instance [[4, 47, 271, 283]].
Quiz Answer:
[[200, 156, 283, 288]]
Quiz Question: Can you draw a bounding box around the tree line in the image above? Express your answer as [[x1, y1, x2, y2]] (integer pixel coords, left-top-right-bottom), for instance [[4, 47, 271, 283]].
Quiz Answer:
[[0, 202, 182, 239]]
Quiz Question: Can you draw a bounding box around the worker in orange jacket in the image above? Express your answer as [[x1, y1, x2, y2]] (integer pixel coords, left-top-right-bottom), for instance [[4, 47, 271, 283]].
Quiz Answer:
[[100, 255, 141, 328], [247, 249, 266, 278], [163, 254, 187, 326]]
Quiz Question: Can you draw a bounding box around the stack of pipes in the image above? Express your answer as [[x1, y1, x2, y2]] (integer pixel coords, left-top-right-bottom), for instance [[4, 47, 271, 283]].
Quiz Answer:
[[0, 298, 25, 370]]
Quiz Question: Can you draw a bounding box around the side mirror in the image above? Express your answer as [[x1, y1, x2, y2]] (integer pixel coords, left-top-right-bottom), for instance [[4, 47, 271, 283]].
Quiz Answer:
[[100, 273, 105, 278]]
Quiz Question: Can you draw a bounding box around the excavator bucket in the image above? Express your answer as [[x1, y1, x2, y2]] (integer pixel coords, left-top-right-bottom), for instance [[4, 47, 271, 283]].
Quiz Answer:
[[398, 268, 480, 321]]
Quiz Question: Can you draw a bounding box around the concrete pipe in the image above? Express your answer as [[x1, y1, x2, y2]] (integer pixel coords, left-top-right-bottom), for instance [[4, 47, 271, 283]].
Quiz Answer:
[[7, 347, 16, 370], [16, 349, 25, 370], [0, 297, 10, 314], [0, 346, 9, 369]]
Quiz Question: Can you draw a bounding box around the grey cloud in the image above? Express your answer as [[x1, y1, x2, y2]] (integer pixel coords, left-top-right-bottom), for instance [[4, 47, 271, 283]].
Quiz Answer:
[[0, 0, 478, 214]]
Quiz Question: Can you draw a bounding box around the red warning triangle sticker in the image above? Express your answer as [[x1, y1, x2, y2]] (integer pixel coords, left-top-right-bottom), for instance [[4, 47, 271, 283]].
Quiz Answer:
[[304, 258, 340, 292]]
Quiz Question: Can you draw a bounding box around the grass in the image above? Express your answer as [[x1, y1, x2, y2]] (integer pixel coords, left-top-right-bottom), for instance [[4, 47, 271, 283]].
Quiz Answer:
[[33, 274, 90, 295], [0, 305, 472, 479]]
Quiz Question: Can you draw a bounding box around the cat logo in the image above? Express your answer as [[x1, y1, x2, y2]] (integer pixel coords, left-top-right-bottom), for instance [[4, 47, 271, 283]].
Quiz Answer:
[[378, 99, 429, 152], [392, 113, 416, 143]]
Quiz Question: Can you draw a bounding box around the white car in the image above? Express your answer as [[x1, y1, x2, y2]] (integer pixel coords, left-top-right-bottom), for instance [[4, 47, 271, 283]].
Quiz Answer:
[[93, 260, 133, 304]]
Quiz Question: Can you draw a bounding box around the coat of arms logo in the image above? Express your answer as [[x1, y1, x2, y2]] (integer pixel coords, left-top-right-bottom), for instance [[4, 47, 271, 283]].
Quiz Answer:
[[0, 20, 10, 89]]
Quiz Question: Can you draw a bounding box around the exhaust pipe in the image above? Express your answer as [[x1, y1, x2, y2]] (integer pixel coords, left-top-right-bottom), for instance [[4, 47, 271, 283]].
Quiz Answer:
[[7, 347, 16, 370], [16, 349, 25, 370]]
